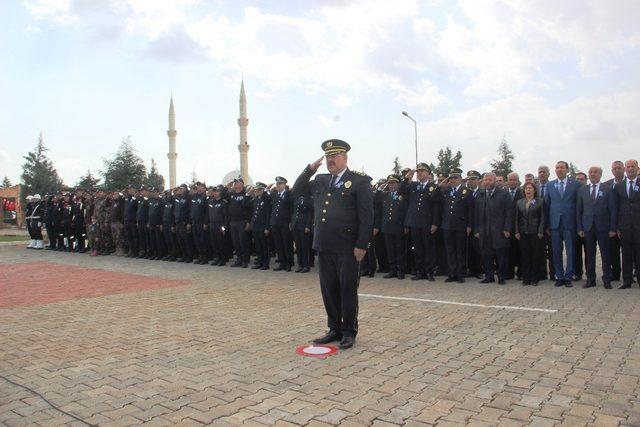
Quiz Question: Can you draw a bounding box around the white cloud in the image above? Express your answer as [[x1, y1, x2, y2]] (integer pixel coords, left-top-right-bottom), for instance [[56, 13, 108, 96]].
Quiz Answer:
[[332, 95, 352, 109]]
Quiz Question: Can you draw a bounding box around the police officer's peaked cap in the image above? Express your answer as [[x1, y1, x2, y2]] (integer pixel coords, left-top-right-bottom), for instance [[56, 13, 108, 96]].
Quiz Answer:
[[401, 168, 412, 175], [437, 172, 449, 179], [127, 184, 135, 189], [179, 183, 188, 189], [377, 178, 387, 184], [233, 177, 244, 184], [321, 139, 350, 156], [214, 185, 225, 192], [416, 163, 431, 172], [275, 176, 287, 184], [138, 184, 146, 191], [466, 170, 481, 179], [449, 168, 463, 177], [255, 182, 267, 190], [386, 174, 400, 183]]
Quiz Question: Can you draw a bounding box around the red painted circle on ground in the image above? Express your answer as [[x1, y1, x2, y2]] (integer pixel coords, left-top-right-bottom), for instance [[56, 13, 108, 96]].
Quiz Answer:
[[295, 344, 338, 358]]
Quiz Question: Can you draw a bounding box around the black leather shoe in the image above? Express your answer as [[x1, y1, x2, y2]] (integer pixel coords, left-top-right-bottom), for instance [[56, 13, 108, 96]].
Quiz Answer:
[[444, 276, 456, 282], [295, 267, 304, 273], [498, 279, 506, 285], [260, 265, 270, 270], [426, 273, 435, 282], [285, 265, 292, 272], [604, 282, 612, 289], [383, 271, 397, 279], [564, 281, 573, 288], [339, 336, 355, 350], [242, 263, 248, 268], [313, 330, 342, 344], [583, 282, 596, 288], [273, 265, 285, 271], [411, 274, 424, 281], [397, 272, 405, 280], [480, 278, 494, 284], [300, 267, 310, 273], [251, 264, 262, 269], [230, 262, 242, 267], [457, 277, 465, 283], [554, 280, 564, 287], [619, 283, 631, 289]]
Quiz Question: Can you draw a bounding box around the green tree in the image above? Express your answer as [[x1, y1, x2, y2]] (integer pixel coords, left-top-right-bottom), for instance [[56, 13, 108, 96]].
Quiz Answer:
[[568, 162, 579, 178], [1, 176, 11, 188], [102, 136, 147, 191], [76, 169, 101, 190], [490, 137, 514, 178], [434, 146, 463, 175], [392, 157, 402, 175], [145, 158, 165, 190], [20, 133, 63, 199]]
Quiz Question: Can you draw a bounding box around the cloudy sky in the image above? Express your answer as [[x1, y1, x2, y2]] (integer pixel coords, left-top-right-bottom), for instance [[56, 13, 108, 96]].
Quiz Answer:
[[2, 0, 639, 186]]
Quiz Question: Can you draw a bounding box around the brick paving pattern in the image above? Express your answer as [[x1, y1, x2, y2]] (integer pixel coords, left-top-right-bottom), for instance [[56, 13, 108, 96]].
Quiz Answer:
[[1, 245, 640, 426]]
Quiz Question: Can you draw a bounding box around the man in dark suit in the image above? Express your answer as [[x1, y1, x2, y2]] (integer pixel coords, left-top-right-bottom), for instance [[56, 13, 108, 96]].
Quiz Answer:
[[606, 160, 625, 281], [506, 172, 524, 279], [381, 174, 408, 279], [270, 176, 294, 271], [441, 168, 474, 283], [474, 172, 514, 284], [573, 172, 588, 280], [577, 166, 617, 288], [537, 165, 554, 280], [291, 139, 373, 349], [612, 159, 640, 289], [545, 161, 581, 287], [398, 163, 442, 281]]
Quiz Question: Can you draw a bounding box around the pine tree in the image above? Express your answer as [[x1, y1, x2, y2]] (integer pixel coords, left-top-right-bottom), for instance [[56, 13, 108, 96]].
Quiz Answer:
[[20, 132, 63, 199], [76, 169, 101, 190], [392, 157, 402, 175], [490, 137, 514, 178], [145, 158, 165, 190], [568, 162, 579, 178], [434, 146, 463, 175], [190, 169, 199, 187], [1, 176, 11, 188], [102, 136, 147, 191]]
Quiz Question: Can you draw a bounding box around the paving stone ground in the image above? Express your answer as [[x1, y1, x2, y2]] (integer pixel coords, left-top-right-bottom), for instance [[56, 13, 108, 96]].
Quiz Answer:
[[1, 245, 640, 426]]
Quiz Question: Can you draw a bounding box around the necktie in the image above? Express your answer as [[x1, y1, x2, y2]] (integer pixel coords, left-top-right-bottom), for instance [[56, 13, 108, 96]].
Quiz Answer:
[[419, 183, 424, 191], [510, 190, 515, 199], [591, 184, 597, 202], [329, 175, 337, 188], [392, 192, 396, 200], [541, 184, 545, 198], [629, 180, 634, 198], [559, 181, 565, 198]]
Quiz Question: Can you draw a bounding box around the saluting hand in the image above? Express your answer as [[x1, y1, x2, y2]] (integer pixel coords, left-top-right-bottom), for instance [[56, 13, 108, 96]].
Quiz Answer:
[[405, 170, 415, 180], [309, 156, 324, 172]]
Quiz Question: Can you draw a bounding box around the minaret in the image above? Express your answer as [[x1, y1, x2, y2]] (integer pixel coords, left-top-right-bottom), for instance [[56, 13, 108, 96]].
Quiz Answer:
[[167, 95, 177, 189], [238, 80, 249, 183]]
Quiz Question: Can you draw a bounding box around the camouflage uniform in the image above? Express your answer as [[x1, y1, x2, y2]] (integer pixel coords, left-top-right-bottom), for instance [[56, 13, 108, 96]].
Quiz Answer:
[[84, 197, 98, 252], [95, 196, 113, 254], [110, 193, 125, 256]]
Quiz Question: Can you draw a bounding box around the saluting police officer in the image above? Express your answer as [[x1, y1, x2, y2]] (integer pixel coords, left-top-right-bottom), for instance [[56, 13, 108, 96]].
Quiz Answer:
[[207, 185, 230, 266], [291, 192, 313, 273], [291, 139, 374, 350], [399, 163, 442, 281], [441, 168, 474, 283], [174, 184, 194, 263], [228, 178, 253, 268], [251, 182, 272, 270], [270, 176, 294, 271], [382, 174, 408, 279], [191, 182, 209, 264]]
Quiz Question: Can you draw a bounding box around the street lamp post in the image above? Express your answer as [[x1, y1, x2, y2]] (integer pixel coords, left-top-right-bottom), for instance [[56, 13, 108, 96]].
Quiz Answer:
[[402, 111, 418, 166]]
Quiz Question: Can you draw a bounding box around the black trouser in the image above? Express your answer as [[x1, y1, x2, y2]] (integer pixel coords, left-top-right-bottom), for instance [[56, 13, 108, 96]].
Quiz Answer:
[[620, 228, 640, 286], [125, 221, 138, 255], [55, 223, 65, 248], [585, 228, 612, 284], [46, 225, 56, 248], [481, 234, 509, 280], [518, 233, 543, 283], [63, 221, 74, 250], [162, 225, 177, 259], [609, 235, 621, 281], [192, 223, 208, 261], [209, 225, 226, 262], [272, 224, 294, 267], [361, 235, 376, 274], [73, 220, 85, 251], [410, 227, 435, 277], [252, 227, 269, 266], [176, 223, 194, 261], [31, 221, 43, 240], [293, 227, 311, 268], [467, 233, 482, 276], [443, 229, 467, 279], [374, 232, 389, 272], [539, 233, 555, 280], [230, 221, 250, 264], [384, 233, 406, 274], [137, 222, 148, 255], [574, 235, 585, 278], [507, 235, 520, 278], [318, 251, 360, 337]]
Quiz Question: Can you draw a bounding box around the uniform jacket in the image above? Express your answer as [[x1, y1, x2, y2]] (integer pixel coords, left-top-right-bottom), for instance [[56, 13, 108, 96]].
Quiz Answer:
[[398, 179, 442, 228], [135, 197, 149, 224], [124, 195, 138, 223], [292, 166, 374, 253], [251, 192, 272, 229], [207, 197, 229, 228], [190, 192, 208, 224], [227, 190, 253, 223], [173, 193, 191, 224], [270, 189, 293, 226], [381, 191, 407, 235], [441, 185, 474, 231], [291, 195, 313, 230]]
